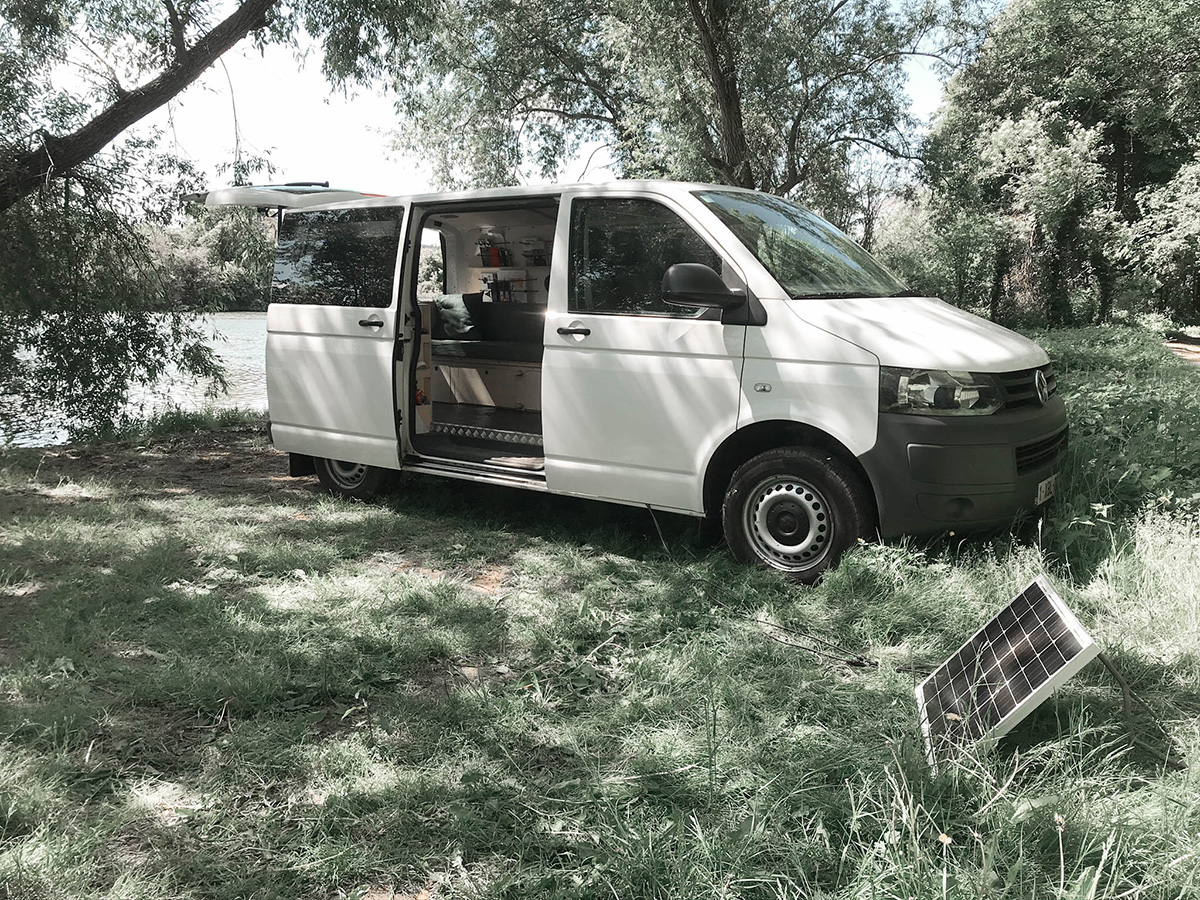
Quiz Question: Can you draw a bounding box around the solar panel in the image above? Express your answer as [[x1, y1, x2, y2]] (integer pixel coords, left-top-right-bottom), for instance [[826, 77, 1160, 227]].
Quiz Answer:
[[916, 576, 1099, 765]]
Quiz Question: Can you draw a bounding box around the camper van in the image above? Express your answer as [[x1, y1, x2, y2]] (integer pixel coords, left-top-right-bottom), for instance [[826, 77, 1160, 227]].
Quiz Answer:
[[193, 181, 1067, 582]]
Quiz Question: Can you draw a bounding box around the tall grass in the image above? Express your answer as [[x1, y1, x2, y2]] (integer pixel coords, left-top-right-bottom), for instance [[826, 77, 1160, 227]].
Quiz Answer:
[[1, 325, 1198, 898]]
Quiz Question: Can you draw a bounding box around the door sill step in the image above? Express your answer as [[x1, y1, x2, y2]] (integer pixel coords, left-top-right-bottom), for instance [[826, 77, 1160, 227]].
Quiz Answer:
[[430, 421, 544, 448], [404, 456, 547, 488]]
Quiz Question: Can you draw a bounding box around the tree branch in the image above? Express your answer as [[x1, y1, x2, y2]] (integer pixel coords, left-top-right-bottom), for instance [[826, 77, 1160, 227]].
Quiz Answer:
[[819, 134, 922, 160], [163, 0, 189, 62], [522, 107, 616, 125], [0, 0, 277, 213]]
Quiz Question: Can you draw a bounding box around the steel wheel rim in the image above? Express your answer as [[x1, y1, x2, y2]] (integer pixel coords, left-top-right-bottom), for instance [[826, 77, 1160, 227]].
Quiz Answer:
[[326, 459, 367, 489], [743, 475, 832, 570]]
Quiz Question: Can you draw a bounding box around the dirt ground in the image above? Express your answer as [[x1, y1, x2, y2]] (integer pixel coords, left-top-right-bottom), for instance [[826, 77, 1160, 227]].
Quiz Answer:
[[9, 423, 308, 502], [1167, 333, 1200, 366]]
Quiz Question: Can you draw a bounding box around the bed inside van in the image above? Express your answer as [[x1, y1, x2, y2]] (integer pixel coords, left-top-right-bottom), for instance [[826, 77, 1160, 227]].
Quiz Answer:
[[407, 199, 557, 472]]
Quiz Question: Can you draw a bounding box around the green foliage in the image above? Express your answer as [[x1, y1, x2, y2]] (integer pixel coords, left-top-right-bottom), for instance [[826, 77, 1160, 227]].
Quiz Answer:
[[143, 206, 275, 311], [114, 405, 266, 440], [895, 0, 1200, 325], [387, 0, 936, 217], [1123, 155, 1200, 321], [0, 150, 227, 442], [1037, 326, 1200, 569], [0, 0, 284, 439], [416, 243, 444, 298], [874, 192, 1000, 312]]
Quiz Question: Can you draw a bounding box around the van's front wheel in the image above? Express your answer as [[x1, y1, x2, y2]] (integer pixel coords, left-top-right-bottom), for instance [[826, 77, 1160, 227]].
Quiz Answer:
[[722, 447, 871, 584], [314, 458, 394, 500]]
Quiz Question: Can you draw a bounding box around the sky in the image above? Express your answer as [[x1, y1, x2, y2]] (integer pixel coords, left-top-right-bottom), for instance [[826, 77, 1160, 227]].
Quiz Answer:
[[141, 39, 945, 198]]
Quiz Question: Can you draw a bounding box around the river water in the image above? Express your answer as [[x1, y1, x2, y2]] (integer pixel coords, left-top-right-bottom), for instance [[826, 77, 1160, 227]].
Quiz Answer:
[[172, 312, 269, 412]]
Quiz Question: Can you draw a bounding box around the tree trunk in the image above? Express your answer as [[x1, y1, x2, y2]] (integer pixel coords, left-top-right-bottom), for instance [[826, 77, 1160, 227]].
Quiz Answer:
[[1044, 202, 1080, 327], [0, 0, 277, 213], [989, 239, 1009, 323], [686, 0, 753, 188], [1092, 250, 1115, 323]]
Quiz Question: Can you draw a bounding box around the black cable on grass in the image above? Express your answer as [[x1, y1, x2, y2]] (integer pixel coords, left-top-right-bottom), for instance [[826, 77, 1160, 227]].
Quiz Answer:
[[1096, 653, 1187, 772]]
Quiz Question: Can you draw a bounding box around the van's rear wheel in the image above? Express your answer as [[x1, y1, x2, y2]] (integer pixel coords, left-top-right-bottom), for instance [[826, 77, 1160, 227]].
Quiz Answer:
[[722, 447, 871, 584], [314, 458, 394, 500]]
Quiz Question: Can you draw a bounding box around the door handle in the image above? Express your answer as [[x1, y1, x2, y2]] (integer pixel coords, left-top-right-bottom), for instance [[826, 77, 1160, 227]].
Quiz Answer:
[[556, 326, 591, 336], [359, 318, 384, 328]]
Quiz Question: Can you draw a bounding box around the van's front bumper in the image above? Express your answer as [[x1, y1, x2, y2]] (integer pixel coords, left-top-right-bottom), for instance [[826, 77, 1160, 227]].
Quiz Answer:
[[858, 396, 1068, 539]]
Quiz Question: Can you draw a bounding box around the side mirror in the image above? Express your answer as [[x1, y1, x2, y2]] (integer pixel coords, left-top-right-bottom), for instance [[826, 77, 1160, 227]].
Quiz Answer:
[[661, 263, 746, 310]]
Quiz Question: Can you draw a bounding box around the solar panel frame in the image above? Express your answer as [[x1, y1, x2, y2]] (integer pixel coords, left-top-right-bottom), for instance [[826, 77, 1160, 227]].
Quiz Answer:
[[915, 575, 1099, 766]]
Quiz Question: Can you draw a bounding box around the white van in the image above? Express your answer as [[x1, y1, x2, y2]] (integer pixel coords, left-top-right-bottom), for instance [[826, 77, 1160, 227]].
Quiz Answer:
[[194, 180, 1067, 582]]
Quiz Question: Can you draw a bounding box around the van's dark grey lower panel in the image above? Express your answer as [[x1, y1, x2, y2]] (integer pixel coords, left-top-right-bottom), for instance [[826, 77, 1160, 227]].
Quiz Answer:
[[858, 396, 1068, 538]]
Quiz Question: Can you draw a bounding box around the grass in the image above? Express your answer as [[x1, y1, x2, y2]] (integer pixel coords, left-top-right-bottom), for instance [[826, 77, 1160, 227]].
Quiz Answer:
[[2, 324, 1200, 898], [112, 406, 268, 441]]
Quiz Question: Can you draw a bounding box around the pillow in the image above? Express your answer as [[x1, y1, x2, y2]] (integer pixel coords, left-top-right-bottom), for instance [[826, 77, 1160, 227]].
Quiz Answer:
[[433, 294, 483, 340]]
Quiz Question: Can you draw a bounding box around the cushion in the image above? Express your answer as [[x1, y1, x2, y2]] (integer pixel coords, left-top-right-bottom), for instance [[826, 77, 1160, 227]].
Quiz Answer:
[[432, 293, 484, 340], [431, 340, 544, 364], [477, 304, 546, 343]]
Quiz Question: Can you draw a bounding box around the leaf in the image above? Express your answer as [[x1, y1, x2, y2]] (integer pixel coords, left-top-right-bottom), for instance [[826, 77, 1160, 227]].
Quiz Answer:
[[1010, 794, 1060, 824], [1063, 866, 1099, 900]]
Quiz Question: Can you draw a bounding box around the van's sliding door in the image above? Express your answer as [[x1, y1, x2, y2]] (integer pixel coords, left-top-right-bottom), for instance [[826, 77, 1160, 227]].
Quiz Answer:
[[266, 204, 409, 469]]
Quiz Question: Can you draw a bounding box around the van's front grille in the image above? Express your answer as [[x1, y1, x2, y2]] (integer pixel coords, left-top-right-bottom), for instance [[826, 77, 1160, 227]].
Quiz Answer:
[[1016, 427, 1068, 475], [997, 364, 1057, 410]]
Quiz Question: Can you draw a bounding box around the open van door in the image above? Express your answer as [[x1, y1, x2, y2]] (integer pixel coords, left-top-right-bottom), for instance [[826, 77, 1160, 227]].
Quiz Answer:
[[266, 202, 409, 472], [188, 185, 409, 475]]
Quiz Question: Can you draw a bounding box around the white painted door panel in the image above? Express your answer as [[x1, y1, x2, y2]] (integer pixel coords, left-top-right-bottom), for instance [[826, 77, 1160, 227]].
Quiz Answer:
[[542, 190, 746, 514], [266, 305, 400, 467], [265, 204, 407, 470], [543, 314, 744, 512], [737, 300, 880, 456]]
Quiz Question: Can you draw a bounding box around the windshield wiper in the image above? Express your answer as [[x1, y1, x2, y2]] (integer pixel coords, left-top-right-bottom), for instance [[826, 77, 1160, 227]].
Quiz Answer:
[[889, 289, 925, 297], [788, 290, 884, 300]]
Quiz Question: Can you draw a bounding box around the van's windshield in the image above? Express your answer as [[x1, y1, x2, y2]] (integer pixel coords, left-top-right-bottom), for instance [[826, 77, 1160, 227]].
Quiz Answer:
[[695, 190, 907, 299]]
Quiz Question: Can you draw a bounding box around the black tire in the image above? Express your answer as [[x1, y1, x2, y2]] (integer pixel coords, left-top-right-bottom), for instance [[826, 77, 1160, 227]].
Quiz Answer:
[[314, 457, 395, 500], [722, 446, 872, 584]]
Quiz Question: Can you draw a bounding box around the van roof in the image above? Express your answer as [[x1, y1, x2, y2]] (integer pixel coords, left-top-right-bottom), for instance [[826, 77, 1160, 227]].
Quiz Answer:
[[323, 180, 760, 209], [186, 180, 761, 212]]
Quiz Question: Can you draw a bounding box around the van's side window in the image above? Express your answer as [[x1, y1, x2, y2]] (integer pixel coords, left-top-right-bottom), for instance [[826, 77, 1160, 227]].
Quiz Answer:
[[273, 208, 401, 307], [569, 198, 721, 316]]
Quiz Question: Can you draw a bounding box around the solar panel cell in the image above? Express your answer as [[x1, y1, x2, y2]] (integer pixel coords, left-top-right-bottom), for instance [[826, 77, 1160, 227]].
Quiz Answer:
[[916, 576, 1099, 765]]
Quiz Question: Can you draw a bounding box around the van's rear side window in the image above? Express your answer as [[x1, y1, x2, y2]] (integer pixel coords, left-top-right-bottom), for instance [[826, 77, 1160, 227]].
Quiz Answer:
[[272, 208, 401, 307]]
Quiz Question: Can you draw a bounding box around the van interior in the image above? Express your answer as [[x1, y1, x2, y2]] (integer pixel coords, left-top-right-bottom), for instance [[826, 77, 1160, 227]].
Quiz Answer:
[[407, 199, 558, 473]]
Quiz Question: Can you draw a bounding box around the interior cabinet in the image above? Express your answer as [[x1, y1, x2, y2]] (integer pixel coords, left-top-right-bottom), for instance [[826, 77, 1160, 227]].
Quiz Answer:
[[431, 361, 541, 411]]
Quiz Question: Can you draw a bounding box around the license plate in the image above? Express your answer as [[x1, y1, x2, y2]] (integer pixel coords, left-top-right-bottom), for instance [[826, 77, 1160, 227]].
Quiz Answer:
[[1036, 474, 1057, 505]]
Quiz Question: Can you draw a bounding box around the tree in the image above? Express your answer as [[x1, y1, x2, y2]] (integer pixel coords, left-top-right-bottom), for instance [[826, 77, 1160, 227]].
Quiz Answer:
[[913, 0, 1200, 324], [0, 0, 278, 212], [0, 0, 433, 208], [389, 0, 941, 214], [143, 206, 275, 311], [0, 0, 429, 439]]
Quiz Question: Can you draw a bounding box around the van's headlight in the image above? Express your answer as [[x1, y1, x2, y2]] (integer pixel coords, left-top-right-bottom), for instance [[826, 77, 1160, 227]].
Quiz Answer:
[[879, 367, 1003, 415]]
